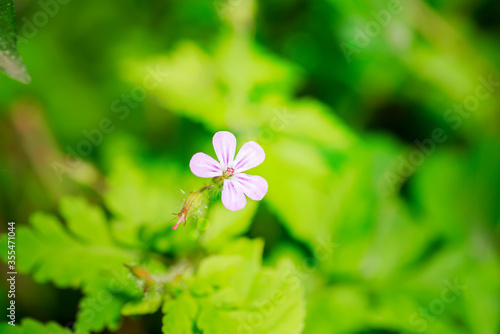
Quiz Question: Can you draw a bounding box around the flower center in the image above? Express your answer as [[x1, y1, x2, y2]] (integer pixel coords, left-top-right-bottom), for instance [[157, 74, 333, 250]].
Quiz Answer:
[[223, 167, 235, 179]]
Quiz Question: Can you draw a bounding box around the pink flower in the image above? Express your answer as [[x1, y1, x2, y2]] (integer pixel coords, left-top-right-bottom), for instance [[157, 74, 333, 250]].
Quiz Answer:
[[189, 131, 268, 211]]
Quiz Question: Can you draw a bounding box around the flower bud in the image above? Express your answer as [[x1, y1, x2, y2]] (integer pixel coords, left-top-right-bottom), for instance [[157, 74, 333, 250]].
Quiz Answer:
[[172, 191, 204, 230], [184, 191, 203, 212], [124, 264, 154, 292], [124, 264, 152, 281]]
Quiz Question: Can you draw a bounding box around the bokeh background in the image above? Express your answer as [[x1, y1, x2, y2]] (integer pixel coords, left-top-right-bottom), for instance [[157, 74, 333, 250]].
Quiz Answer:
[[1, 0, 500, 333]]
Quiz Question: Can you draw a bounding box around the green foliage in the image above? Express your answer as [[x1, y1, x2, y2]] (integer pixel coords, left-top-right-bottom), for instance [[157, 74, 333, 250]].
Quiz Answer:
[[162, 291, 198, 334], [0, 318, 71, 334], [0, 197, 146, 333], [76, 293, 124, 333], [0, 197, 305, 334], [1, 0, 500, 333], [200, 201, 257, 251], [0, 0, 30, 83], [0, 197, 137, 292], [193, 240, 305, 334], [124, 38, 358, 251], [122, 292, 163, 316], [101, 151, 258, 255]]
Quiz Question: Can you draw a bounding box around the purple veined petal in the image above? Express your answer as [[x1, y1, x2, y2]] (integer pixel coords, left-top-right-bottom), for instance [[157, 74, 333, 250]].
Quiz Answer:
[[233, 173, 268, 200], [233, 141, 265, 173], [221, 178, 247, 211], [213, 131, 236, 169], [189, 152, 222, 178]]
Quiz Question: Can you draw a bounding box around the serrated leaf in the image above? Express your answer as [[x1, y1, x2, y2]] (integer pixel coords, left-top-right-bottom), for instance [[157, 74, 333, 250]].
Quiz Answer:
[[195, 303, 245, 334], [216, 238, 263, 306], [0, 0, 30, 83], [0, 318, 72, 334], [162, 292, 198, 334], [60, 196, 112, 245], [122, 293, 163, 316], [75, 293, 124, 333], [1, 209, 135, 289], [192, 239, 305, 334], [192, 244, 260, 307], [247, 260, 306, 334], [196, 255, 243, 287], [196, 259, 306, 334], [0, 197, 143, 333]]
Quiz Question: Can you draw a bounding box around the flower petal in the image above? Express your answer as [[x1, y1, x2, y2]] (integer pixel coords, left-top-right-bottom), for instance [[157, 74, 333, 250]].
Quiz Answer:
[[233, 141, 265, 173], [233, 173, 268, 200], [213, 131, 236, 169], [221, 179, 247, 211], [189, 152, 222, 178]]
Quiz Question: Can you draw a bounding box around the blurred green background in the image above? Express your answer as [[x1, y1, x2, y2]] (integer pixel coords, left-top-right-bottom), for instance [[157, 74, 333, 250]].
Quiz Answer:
[[1, 0, 500, 333]]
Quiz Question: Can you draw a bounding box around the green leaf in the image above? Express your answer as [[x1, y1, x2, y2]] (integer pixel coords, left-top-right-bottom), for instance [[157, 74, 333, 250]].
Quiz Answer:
[[75, 293, 124, 333], [216, 238, 263, 306], [0, 196, 143, 333], [123, 42, 226, 130], [304, 285, 368, 334], [246, 260, 306, 334], [191, 239, 305, 334], [60, 196, 112, 245], [195, 302, 245, 334], [196, 255, 244, 288], [0, 0, 30, 83], [191, 239, 263, 308], [0, 206, 135, 289], [196, 259, 306, 334], [124, 37, 300, 132], [259, 136, 338, 247], [0, 318, 72, 334], [103, 155, 199, 253], [122, 293, 163, 316], [199, 200, 257, 251], [162, 291, 198, 334]]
